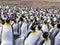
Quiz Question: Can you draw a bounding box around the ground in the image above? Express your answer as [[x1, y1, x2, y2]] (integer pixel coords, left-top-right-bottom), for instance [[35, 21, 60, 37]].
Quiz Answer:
[[0, 1, 60, 8]]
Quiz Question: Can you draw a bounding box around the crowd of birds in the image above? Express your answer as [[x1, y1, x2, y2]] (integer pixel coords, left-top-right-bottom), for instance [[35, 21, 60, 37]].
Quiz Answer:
[[0, 5, 59, 45]]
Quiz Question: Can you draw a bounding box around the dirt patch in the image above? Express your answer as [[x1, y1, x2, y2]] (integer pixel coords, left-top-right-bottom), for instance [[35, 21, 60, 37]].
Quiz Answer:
[[0, 1, 60, 8]]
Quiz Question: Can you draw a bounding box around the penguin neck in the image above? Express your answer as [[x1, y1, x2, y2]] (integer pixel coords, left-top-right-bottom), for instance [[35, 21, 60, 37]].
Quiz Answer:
[[45, 38, 49, 42], [32, 31, 36, 34], [5, 23, 9, 24], [36, 29, 41, 32], [0, 22, 2, 24], [14, 22, 17, 24], [4, 23, 10, 26]]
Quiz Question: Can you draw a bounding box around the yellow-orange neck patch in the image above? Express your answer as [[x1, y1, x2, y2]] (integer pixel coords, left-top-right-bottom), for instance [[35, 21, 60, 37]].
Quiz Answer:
[[4, 23, 10, 26], [45, 38, 50, 42], [36, 30, 42, 32], [32, 31, 37, 34]]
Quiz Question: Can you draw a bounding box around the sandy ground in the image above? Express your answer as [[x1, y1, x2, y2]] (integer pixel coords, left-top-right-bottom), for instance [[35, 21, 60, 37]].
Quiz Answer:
[[0, 1, 60, 8]]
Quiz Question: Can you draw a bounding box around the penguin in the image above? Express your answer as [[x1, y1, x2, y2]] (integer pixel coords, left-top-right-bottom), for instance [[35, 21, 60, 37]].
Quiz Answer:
[[1, 19, 13, 45], [42, 20, 49, 32], [20, 17, 28, 37], [37, 32, 51, 45], [54, 23, 60, 45], [12, 20, 19, 36], [36, 25, 43, 37], [24, 24, 40, 45], [0, 20, 3, 42]]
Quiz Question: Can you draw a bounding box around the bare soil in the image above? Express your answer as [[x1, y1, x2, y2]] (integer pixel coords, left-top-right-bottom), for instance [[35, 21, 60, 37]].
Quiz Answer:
[[0, 1, 60, 8]]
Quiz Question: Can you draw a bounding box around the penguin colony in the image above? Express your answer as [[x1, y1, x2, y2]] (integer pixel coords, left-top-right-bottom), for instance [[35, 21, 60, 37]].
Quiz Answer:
[[0, 5, 59, 45]]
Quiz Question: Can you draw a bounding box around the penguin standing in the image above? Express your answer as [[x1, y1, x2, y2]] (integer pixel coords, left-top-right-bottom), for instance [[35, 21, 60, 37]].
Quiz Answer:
[[1, 19, 13, 45], [37, 32, 51, 45], [24, 23, 40, 45]]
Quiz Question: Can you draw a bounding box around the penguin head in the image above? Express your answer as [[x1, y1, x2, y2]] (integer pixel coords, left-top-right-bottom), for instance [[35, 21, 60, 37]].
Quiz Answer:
[[44, 20, 47, 24], [20, 17, 24, 22], [14, 19, 17, 23], [43, 32, 49, 39], [5, 19, 10, 24], [50, 22, 55, 27], [57, 23, 60, 29], [37, 25, 42, 30], [30, 23, 36, 32]]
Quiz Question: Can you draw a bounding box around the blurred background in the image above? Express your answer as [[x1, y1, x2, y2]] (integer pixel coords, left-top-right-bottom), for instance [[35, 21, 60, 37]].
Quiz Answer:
[[0, 0, 60, 8]]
